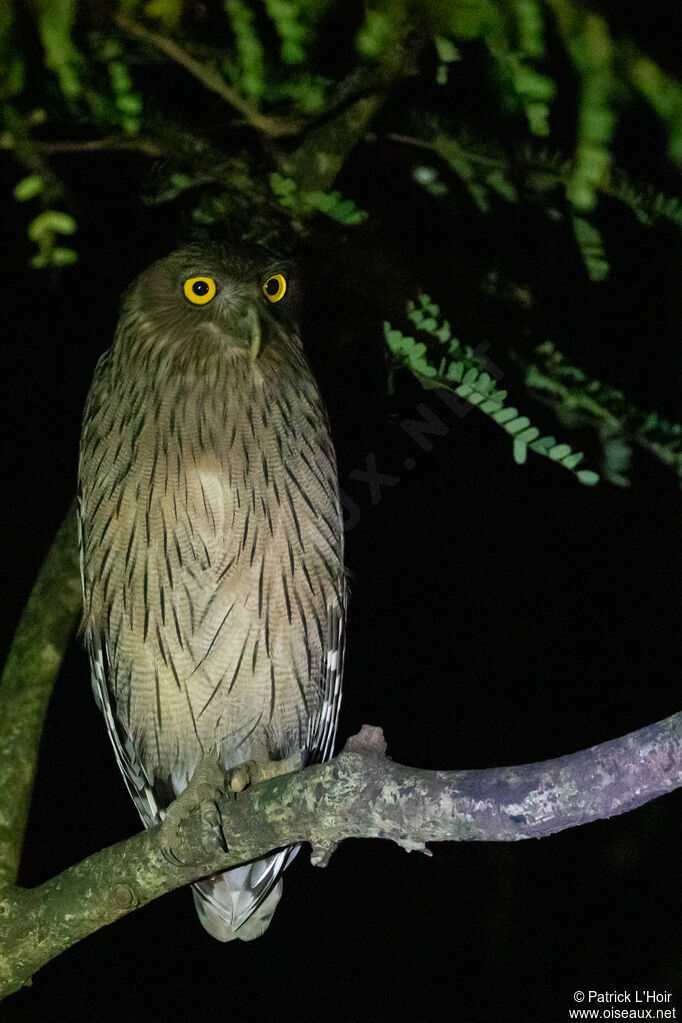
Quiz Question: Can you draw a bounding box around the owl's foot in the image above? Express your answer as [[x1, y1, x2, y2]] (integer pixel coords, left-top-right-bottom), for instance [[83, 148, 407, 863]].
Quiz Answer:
[[161, 758, 226, 866], [226, 751, 304, 792], [226, 760, 257, 792]]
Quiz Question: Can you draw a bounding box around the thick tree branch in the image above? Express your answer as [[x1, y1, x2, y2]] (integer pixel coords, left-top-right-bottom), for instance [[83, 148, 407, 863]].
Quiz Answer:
[[1, 713, 681, 999], [0, 503, 81, 888], [281, 27, 425, 192]]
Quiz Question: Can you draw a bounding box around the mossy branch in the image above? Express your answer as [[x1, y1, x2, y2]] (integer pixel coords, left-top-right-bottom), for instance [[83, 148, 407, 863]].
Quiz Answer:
[[0, 500, 680, 998], [281, 22, 425, 192], [0, 503, 81, 889], [1, 715, 681, 999]]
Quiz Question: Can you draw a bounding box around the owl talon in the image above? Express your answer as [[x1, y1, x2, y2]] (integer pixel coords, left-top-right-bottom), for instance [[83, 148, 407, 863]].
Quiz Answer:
[[226, 760, 257, 792], [190, 758, 225, 803], [161, 758, 226, 865], [227, 752, 304, 792]]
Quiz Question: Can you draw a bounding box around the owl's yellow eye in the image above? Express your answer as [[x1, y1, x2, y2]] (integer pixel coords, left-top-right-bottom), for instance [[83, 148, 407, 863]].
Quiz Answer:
[[183, 276, 217, 305], [262, 273, 287, 303]]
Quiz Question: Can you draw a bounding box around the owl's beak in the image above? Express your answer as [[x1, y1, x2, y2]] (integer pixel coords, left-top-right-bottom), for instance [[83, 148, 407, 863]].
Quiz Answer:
[[246, 306, 261, 360], [218, 303, 262, 359]]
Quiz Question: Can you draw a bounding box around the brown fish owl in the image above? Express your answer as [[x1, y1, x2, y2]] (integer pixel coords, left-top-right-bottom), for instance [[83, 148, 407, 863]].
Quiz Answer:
[[78, 244, 346, 941]]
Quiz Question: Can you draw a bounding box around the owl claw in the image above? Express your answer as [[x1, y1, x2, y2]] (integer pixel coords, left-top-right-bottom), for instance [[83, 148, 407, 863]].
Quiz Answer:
[[189, 758, 225, 804], [226, 760, 257, 792], [161, 758, 227, 865], [227, 752, 304, 792]]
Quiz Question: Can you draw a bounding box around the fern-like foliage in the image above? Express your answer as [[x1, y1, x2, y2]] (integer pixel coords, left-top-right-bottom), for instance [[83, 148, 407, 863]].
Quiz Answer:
[[406, 130, 682, 283], [523, 342, 682, 487], [3, 0, 681, 279], [385, 294, 600, 485], [269, 172, 367, 225], [572, 214, 609, 282]]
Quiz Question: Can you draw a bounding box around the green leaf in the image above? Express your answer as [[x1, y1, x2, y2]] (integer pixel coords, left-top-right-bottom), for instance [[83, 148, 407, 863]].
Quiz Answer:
[[225, 0, 265, 99], [28, 210, 77, 241], [529, 436, 555, 453], [38, 0, 82, 99], [144, 0, 183, 30], [270, 172, 297, 197], [514, 426, 541, 444], [505, 416, 532, 435], [485, 169, 517, 201], [30, 252, 50, 269], [573, 216, 609, 281], [51, 246, 78, 265], [115, 93, 142, 116], [356, 9, 392, 59], [413, 361, 438, 377], [446, 361, 464, 382], [109, 60, 132, 94], [493, 407, 519, 424], [13, 175, 44, 201], [513, 439, 528, 464], [479, 398, 505, 414], [385, 327, 410, 353], [513, 66, 555, 102], [548, 443, 572, 461], [526, 101, 551, 137], [434, 36, 459, 64], [561, 452, 584, 470]]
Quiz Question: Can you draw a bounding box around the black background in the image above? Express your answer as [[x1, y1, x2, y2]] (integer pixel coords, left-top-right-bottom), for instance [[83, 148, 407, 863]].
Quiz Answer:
[[2, 8, 682, 1021]]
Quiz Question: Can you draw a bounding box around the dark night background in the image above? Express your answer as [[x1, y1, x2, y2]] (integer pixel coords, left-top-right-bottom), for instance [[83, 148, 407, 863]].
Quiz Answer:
[[1, 4, 681, 1021]]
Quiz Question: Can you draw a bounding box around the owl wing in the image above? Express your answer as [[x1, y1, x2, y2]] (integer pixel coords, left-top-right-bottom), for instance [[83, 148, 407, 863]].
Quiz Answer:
[[86, 628, 163, 827], [78, 499, 162, 828], [305, 587, 347, 765]]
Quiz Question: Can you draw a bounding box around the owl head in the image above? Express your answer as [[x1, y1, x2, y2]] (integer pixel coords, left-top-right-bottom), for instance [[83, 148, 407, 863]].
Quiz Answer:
[[118, 243, 301, 364]]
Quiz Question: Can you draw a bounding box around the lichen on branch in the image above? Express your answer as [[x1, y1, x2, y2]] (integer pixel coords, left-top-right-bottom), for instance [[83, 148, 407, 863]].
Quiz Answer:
[[1, 713, 682, 998]]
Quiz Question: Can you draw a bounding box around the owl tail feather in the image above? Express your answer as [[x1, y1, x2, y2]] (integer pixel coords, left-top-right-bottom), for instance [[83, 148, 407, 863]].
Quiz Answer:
[[192, 851, 289, 942]]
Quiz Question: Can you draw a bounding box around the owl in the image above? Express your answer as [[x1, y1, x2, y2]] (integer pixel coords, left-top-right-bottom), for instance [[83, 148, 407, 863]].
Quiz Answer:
[[78, 244, 346, 940]]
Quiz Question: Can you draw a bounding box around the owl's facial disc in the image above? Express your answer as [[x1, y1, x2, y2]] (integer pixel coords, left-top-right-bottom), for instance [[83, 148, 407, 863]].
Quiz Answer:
[[181, 272, 263, 358]]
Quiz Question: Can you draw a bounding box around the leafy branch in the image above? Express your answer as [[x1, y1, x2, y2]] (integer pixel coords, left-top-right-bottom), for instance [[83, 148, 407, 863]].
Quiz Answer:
[[113, 9, 306, 138], [521, 342, 682, 486], [385, 294, 600, 485]]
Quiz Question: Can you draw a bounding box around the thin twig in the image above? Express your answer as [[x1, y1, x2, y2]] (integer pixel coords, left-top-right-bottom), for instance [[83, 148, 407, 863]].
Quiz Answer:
[[38, 136, 164, 157], [113, 11, 305, 138]]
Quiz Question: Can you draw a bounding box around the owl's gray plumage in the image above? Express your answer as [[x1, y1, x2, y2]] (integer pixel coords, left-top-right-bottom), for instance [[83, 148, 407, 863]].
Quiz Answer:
[[78, 244, 346, 941]]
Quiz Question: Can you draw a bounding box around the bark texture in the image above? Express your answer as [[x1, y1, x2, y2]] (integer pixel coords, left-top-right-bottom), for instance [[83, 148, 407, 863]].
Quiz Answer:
[[1, 714, 681, 998]]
